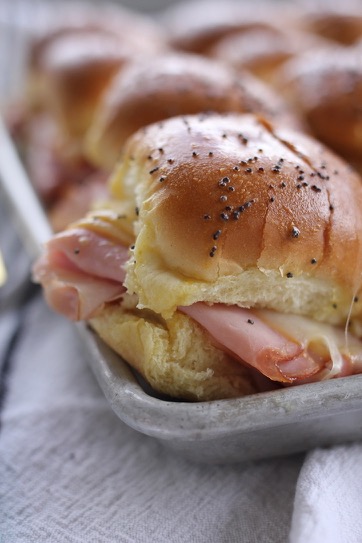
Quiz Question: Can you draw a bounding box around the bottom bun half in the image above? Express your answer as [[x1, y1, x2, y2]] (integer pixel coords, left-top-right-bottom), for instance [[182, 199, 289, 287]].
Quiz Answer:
[[90, 298, 257, 401]]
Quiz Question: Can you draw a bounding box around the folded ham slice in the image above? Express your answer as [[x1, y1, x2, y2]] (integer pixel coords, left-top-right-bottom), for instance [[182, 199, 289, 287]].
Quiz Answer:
[[33, 228, 128, 320], [180, 303, 362, 384]]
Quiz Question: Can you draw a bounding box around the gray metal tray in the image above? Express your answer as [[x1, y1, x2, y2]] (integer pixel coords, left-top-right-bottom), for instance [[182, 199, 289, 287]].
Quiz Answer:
[[2, 117, 362, 464], [79, 324, 362, 463]]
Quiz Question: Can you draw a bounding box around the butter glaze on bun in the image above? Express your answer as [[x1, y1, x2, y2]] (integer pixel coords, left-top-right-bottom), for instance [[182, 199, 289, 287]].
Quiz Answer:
[[110, 113, 362, 323], [84, 53, 302, 170]]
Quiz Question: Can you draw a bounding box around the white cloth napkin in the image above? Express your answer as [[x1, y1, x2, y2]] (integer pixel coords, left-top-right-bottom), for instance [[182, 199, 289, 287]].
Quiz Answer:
[[1, 291, 362, 543], [0, 295, 301, 543], [291, 445, 362, 543]]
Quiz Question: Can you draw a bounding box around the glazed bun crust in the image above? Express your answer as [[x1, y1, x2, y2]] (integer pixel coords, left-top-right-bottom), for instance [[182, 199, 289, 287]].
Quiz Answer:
[[210, 27, 334, 85], [29, 3, 165, 70], [300, 6, 362, 45], [27, 13, 166, 144], [111, 113, 362, 322], [85, 53, 302, 170], [279, 47, 362, 165], [27, 4, 165, 113], [40, 32, 131, 142], [162, 0, 300, 54]]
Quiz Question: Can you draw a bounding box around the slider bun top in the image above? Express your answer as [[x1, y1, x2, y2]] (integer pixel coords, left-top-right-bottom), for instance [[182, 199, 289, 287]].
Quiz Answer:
[[27, 15, 165, 145], [110, 113, 362, 323], [210, 27, 333, 85], [38, 32, 134, 143], [298, 1, 362, 45], [29, 3, 165, 71], [279, 46, 362, 165], [84, 52, 302, 170], [162, 0, 299, 54]]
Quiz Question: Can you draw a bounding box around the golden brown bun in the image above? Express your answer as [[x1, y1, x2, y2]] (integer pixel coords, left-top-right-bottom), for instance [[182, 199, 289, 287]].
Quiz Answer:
[[110, 113, 362, 323], [26, 8, 166, 148], [279, 46, 362, 164], [39, 32, 133, 145], [28, 2, 165, 70], [27, 3, 165, 110], [298, 1, 362, 45], [90, 298, 258, 401], [210, 27, 334, 85], [84, 53, 303, 170], [162, 0, 300, 54]]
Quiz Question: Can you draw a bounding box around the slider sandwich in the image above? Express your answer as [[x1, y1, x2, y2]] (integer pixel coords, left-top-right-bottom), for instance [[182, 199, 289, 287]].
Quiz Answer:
[[34, 113, 362, 401]]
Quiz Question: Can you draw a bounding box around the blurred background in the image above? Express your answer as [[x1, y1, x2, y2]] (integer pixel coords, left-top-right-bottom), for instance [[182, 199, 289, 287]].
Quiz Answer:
[[1, 0, 361, 204]]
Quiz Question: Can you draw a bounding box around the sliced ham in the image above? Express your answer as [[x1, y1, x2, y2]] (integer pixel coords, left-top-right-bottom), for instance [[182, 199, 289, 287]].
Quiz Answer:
[[40, 266, 125, 321], [180, 303, 362, 384], [33, 228, 128, 320]]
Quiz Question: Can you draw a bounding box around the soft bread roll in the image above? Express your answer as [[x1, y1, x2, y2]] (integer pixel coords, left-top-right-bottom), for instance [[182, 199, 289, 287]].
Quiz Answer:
[[210, 27, 334, 85], [279, 46, 362, 172], [36, 31, 165, 149], [20, 11, 166, 216], [27, 3, 165, 111], [109, 113, 362, 323], [38, 32, 134, 145], [162, 0, 300, 54], [84, 53, 303, 170], [90, 298, 258, 401], [297, 0, 362, 45]]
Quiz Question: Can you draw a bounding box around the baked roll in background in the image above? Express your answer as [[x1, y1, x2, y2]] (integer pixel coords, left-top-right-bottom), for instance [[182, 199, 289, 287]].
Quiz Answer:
[[279, 44, 362, 174], [161, 0, 300, 55], [84, 52, 302, 171]]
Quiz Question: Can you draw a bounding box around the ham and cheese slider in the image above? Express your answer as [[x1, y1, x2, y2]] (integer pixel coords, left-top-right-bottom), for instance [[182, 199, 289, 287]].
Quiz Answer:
[[34, 113, 362, 401]]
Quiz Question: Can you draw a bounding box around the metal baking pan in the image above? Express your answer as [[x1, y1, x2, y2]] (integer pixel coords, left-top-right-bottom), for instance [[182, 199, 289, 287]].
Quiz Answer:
[[2, 117, 362, 464]]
